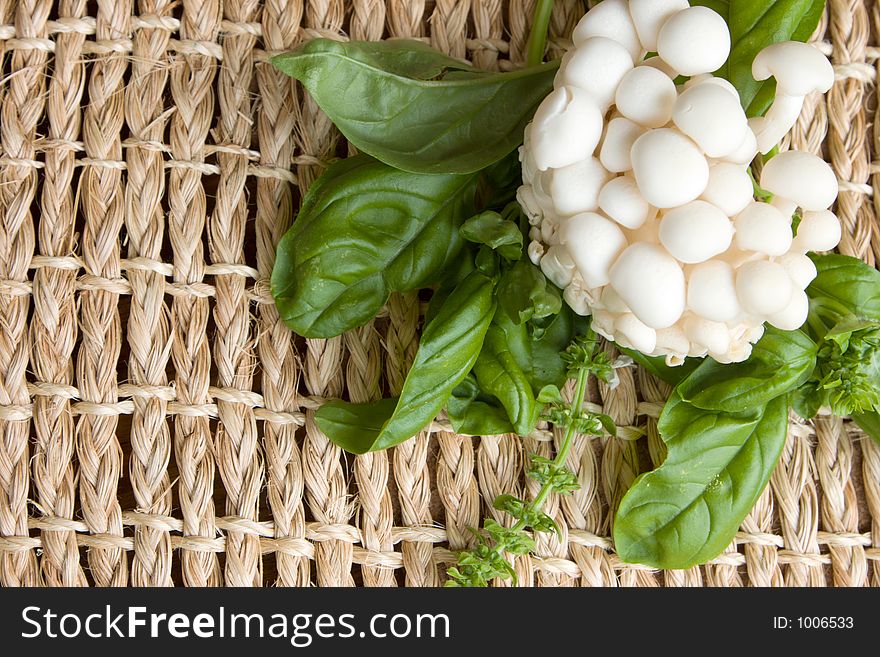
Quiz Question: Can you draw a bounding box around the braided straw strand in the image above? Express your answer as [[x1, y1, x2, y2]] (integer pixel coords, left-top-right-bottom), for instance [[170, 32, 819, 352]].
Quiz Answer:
[[828, 0, 873, 265], [169, 0, 221, 587], [0, 0, 47, 587], [124, 0, 174, 587], [256, 0, 310, 587], [212, 0, 264, 588], [388, 293, 437, 587], [76, 0, 131, 587], [297, 0, 353, 588], [31, 0, 87, 588]]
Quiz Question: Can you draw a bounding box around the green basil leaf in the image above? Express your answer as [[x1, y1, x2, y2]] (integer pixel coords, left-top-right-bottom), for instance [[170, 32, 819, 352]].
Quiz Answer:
[[806, 254, 880, 338], [272, 155, 477, 338], [693, 1, 826, 116], [272, 39, 558, 174], [614, 393, 789, 569], [460, 211, 523, 262], [497, 258, 562, 325], [618, 347, 701, 386], [676, 327, 817, 413], [473, 316, 541, 436], [447, 375, 516, 436], [527, 309, 584, 392], [315, 269, 495, 453], [854, 411, 880, 446], [792, 384, 824, 420]]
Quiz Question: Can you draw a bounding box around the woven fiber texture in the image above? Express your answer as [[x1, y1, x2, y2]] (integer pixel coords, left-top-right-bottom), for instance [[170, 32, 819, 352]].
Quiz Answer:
[[0, 0, 878, 587]]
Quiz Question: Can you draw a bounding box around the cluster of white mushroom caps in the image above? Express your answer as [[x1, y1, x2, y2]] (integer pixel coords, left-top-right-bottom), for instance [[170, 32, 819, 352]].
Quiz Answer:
[[519, 0, 841, 365]]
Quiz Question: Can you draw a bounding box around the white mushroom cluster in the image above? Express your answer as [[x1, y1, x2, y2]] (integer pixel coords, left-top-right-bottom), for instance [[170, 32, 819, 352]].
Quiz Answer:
[[519, 0, 839, 365]]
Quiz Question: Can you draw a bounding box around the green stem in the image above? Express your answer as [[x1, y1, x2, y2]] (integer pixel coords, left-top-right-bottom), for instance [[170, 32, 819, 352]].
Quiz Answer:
[[525, 0, 556, 67], [506, 364, 590, 536]]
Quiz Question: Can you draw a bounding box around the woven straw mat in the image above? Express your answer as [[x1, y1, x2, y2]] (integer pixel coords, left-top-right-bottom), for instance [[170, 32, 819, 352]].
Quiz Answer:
[[0, 0, 878, 588]]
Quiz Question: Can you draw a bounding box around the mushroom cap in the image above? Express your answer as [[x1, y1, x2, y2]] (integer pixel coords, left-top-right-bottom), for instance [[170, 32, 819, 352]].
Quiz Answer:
[[622, 207, 660, 245], [540, 245, 577, 289], [767, 288, 810, 331], [734, 202, 794, 256], [701, 162, 754, 216], [750, 94, 806, 154], [657, 6, 731, 77], [759, 150, 838, 211], [631, 128, 710, 208], [673, 83, 749, 157], [599, 175, 652, 229], [599, 285, 631, 314], [638, 55, 678, 79], [527, 240, 544, 266], [736, 260, 794, 315], [654, 325, 691, 361], [549, 157, 613, 216], [683, 74, 740, 98], [572, 0, 642, 62], [770, 195, 798, 222], [531, 86, 604, 171], [752, 41, 835, 96], [792, 209, 842, 253], [563, 283, 594, 316], [628, 0, 690, 52], [721, 127, 759, 165], [683, 315, 731, 357], [776, 252, 818, 289], [687, 259, 741, 322], [517, 185, 543, 224], [659, 200, 734, 263], [555, 37, 634, 110], [615, 313, 658, 353], [615, 66, 678, 128], [610, 242, 686, 329], [600, 116, 644, 173], [560, 212, 628, 288]]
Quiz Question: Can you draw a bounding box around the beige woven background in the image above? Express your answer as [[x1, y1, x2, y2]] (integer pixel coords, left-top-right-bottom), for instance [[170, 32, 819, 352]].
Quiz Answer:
[[0, 0, 877, 587]]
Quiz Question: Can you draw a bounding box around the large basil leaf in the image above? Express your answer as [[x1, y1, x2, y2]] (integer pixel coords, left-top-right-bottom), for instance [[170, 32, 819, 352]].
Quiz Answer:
[[447, 374, 517, 436], [315, 269, 495, 453], [694, 1, 826, 116], [614, 393, 788, 569], [676, 327, 816, 413], [807, 254, 880, 334], [272, 155, 477, 338], [855, 411, 880, 446], [272, 39, 558, 174]]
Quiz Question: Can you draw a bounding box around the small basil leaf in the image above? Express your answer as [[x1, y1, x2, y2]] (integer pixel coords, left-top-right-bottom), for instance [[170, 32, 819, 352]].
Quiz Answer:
[[315, 270, 496, 453], [272, 39, 558, 174], [497, 258, 562, 325], [473, 316, 541, 436], [447, 376, 516, 436], [694, 1, 826, 116], [536, 385, 564, 405], [676, 327, 817, 413], [272, 155, 477, 338], [619, 347, 701, 386], [854, 411, 880, 446], [527, 309, 584, 391], [614, 393, 789, 569], [792, 384, 824, 420], [460, 211, 523, 261]]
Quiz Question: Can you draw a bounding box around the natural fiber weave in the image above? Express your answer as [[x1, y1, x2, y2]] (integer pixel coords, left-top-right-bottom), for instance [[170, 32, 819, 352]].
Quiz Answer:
[[0, 0, 878, 587]]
